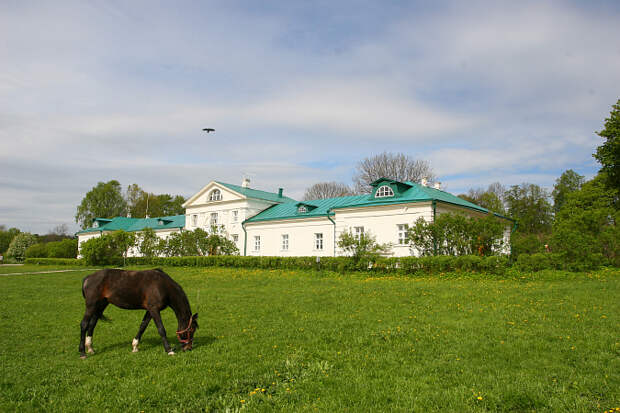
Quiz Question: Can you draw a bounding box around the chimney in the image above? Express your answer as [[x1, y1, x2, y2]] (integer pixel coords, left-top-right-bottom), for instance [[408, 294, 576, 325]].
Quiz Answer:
[[433, 181, 441, 190], [242, 178, 250, 188], [278, 188, 283, 197], [421, 177, 428, 187]]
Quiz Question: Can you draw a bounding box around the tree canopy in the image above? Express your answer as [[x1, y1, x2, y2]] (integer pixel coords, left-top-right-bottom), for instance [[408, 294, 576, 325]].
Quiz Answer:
[[126, 184, 185, 218], [75, 180, 127, 229], [504, 183, 553, 234], [594, 99, 620, 192], [552, 169, 585, 214]]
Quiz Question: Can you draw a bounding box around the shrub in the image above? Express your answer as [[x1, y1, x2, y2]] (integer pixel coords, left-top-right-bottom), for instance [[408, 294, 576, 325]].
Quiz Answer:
[[79, 236, 123, 266], [25, 243, 49, 258], [6, 233, 38, 261], [47, 239, 78, 258]]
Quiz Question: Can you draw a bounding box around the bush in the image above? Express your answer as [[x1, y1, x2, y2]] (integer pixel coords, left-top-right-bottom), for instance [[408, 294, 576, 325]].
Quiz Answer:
[[25, 243, 49, 258], [6, 233, 37, 261], [79, 236, 123, 266], [47, 239, 78, 258], [24, 258, 85, 266]]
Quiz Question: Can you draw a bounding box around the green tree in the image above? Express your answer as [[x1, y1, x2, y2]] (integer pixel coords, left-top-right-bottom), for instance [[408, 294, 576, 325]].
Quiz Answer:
[[552, 169, 585, 214], [458, 183, 506, 215], [76, 180, 127, 229], [138, 227, 160, 257], [504, 183, 553, 234], [6, 233, 38, 261], [337, 230, 391, 264], [594, 99, 620, 192], [0, 226, 20, 254], [409, 213, 506, 256], [552, 174, 619, 266], [126, 184, 186, 218]]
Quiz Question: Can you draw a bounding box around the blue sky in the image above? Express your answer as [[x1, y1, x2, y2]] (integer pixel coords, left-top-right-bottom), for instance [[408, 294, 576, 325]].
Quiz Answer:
[[1, 1, 619, 234]]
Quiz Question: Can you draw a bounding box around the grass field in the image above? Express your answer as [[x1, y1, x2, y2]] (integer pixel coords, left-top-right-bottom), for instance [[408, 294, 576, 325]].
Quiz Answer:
[[0, 265, 618, 412]]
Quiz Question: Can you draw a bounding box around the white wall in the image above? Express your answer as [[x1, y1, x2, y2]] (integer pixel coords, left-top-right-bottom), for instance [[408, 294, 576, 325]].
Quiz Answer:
[[245, 218, 335, 257], [334, 202, 432, 257]]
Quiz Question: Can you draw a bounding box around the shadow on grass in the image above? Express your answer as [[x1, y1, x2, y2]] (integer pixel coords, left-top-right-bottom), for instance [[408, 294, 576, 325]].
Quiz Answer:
[[94, 335, 217, 355]]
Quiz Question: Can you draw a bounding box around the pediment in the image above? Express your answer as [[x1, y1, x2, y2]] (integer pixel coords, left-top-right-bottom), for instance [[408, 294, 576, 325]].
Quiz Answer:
[[183, 181, 245, 208]]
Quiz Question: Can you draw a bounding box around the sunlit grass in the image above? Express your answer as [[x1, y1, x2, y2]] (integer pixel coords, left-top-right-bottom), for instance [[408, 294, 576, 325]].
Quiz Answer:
[[0, 266, 618, 412]]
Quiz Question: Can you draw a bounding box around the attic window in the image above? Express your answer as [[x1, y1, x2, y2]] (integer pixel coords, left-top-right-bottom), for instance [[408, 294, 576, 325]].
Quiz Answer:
[[209, 189, 222, 201], [375, 185, 394, 198], [93, 221, 99, 228], [158, 219, 164, 225], [298, 205, 307, 213]]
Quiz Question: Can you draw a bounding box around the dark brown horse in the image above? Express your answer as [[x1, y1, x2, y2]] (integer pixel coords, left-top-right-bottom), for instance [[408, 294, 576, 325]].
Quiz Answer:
[[79, 268, 198, 358]]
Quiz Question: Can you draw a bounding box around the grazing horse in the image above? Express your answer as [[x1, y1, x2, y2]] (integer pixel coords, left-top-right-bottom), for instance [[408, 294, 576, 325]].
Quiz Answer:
[[79, 268, 198, 359]]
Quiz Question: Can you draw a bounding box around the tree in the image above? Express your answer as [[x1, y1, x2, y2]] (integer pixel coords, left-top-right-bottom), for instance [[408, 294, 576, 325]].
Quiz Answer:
[[594, 99, 620, 192], [126, 184, 186, 218], [552, 169, 585, 214], [504, 183, 553, 234], [352, 152, 435, 194], [337, 230, 391, 264], [303, 182, 354, 201], [110, 230, 137, 266], [552, 174, 618, 266], [458, 182, 506, 214], [75, 180, 127, 229], [408, 213, 506, 256], [6, 233, 37, 261], [138, 227, 160, 257], [0, 226, 20, 254]]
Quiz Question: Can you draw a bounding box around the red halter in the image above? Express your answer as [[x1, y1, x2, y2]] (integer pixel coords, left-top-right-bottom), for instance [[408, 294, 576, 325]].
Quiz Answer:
[[176, 317, 194, 345]]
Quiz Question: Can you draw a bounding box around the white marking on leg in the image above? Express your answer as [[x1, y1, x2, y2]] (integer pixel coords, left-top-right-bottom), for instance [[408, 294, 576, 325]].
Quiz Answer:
[[132, 338, 139, 353], [85, 336, 94, 354], [168, 351, 175, 355]]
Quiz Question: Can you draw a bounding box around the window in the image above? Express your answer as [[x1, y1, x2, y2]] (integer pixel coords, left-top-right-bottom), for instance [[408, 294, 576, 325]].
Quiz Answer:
[[232, 234, 239, 243], [315, 233, 323, 250], [298, 205, 307, 213], [354, 226, 364, 241], [210, 212, 219, 226], [398, 224, 409, 245], [281, 234, 289, 251], [232, 210, 238, 222], [254, 236, 261, 251], [375, 185, 394, 198], [209, 189, 222, 201], [191, 214, 197, 227]]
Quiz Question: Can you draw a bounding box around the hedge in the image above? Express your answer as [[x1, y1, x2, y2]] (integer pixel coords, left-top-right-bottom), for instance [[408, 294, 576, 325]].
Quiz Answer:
[[25, 253, 609, 274]]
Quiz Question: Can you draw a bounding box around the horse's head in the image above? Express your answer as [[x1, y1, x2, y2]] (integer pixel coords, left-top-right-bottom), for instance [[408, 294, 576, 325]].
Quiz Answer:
[[176, 313, 198, 351]]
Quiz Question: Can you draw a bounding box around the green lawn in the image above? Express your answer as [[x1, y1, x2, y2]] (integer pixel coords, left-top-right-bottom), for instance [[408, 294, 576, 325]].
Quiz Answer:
[[0, 266, 618, 412]]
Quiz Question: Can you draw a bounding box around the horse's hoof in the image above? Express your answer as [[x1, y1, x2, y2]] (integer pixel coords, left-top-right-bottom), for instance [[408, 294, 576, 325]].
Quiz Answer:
[[87, 349, 95, 354], [80, 355, 87, 360], [132, 348, 139, 353], [168, 351, 175, 356]]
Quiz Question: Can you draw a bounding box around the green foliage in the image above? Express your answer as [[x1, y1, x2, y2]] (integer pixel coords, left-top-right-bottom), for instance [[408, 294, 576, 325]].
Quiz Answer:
[[25, 243, 49, 258], [594, 99, 620, 191], [409, 213, 506, 256], [75, 180, 127, 229], [79, 236, 123, 266], [0, 226, 20, 254], [458, 183, 506, 214], [138, 227, 159, 257], [126, 183, 186, 218], [337, 230, 391, 265], [25, 239, 77, 259], [6, 232, 37, 261], [24, 258, 85, 265], [552, 174, 619, 266], [552, 169, 585, 214], [47, 239, 78, 258], [505, 183, 553, 234], [510, 232, 550, 258]]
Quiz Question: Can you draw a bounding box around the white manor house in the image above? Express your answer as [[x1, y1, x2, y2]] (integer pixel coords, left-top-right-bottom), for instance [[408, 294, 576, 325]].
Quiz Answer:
[[77, 178, 513, 257]]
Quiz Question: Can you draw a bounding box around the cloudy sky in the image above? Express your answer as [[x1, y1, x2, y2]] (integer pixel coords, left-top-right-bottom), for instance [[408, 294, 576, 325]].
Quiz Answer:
[[1, 1, 619, 234]]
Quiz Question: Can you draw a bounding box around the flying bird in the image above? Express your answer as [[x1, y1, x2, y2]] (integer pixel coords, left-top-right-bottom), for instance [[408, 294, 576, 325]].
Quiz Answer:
[[202, 128, 215, 133]]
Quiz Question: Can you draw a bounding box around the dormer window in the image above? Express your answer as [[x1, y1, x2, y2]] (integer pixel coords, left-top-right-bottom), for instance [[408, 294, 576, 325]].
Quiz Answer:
[[209, 189, 222, 201], [93, 221, 99, 228], [375, 185, 394, 198], [298, 205, 307, 213]]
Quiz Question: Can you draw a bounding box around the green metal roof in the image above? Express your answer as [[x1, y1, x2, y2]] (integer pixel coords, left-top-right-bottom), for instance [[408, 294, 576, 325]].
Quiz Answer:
[[76, 215, 185, 235], [245, 179, 512, 223], [215, 181, 296, 203]]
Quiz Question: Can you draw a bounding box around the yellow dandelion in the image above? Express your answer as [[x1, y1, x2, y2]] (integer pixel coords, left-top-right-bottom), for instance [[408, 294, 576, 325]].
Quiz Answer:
[[477, 396, 483, 401]]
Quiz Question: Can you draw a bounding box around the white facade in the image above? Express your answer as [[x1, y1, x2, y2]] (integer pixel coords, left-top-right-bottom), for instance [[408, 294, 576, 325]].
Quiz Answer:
[[77, 178, 513, 258]]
